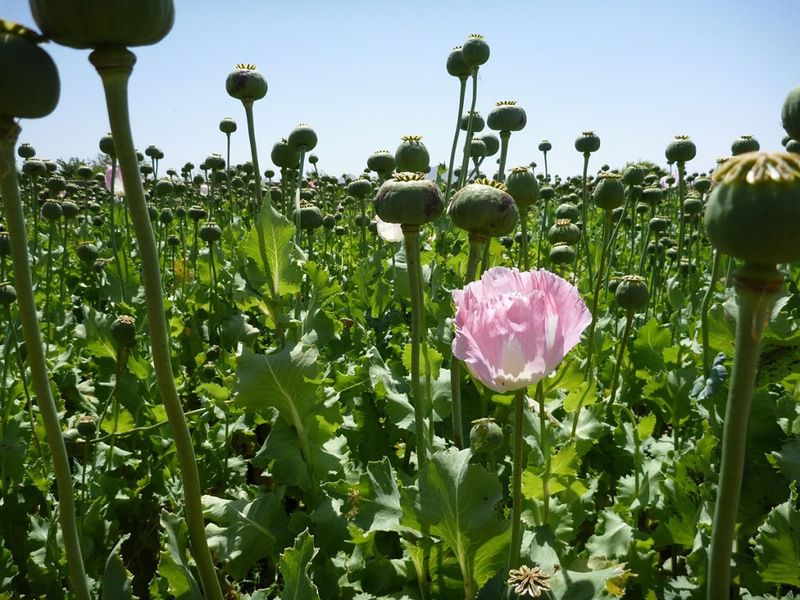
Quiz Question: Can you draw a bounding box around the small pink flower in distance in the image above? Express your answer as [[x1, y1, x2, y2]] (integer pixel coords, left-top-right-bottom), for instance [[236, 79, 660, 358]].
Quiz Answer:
[[199, 183, 210, 197], [105, 165, 125, 196], [452, 267, 591, 393]]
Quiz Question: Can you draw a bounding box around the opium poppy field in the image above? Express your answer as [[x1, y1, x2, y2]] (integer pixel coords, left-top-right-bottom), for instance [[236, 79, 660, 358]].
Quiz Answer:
[[1, 3, 800, 600]]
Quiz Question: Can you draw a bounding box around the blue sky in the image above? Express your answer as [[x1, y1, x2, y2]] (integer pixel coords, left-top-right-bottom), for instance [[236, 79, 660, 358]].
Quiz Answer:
[[4, 0, 798, 178]]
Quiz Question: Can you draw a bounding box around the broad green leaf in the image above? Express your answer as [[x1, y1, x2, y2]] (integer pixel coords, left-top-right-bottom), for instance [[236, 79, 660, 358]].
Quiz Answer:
[[279, 529, 320, 600], [417, 448, 509, 593], [753, 488, 800, 586], [586, 509, 633, 559], [630, 318, 671, 372], [636, 413, 657, 440], [157, 511, 203, 600], [367, 346, 415, 431], [202, 493, 287, 580], [326, 458, 404, 533], [243, 206, 301, 297], [769, 437, 800, 484], [102, 535, 137, 600], [563, 380, 597, 413]]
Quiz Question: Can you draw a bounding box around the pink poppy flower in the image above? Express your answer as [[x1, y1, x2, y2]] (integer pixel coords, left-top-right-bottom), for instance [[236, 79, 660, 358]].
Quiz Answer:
[[452, 267, 591, 393], [105, 165, 125, 196], [376, 215, 403, 243]]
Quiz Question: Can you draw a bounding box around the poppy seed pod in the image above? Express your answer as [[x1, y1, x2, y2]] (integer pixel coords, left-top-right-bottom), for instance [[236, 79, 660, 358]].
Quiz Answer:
[[641, 186, 663, 205], [705, 152, 800, 264], [226, 63, 267, 102], [665, 135, 696, 163], [61, 200, 79, 219], [292, 203, 324, 230], [367, 150, 396, 175], [395, 135, 430, 174], [0, 23, 60, 120], [781, 85, 800, 141], [346, 178, 373, 199], [30, 0, 174, 48], [731, 135, 759, 156], [548, 219, 581, 244], [786, 139, 800, 155], [219, 117, 237, 135], [461, 111, 485, 132], [446, 46, 470, 79], [575, 131, 600, 154], [593, 172, 625, 210], [288, 123, 317, 153], [17, 142, 36, 158], [505, 166, 539, 211], [41, 199, 62, 220], [487, 101, 526, 132], [271, 138, 299, 170], [111, 314, 136, 349], [461, 34, 490, 68], [0, 282, 15, 307], [555, 202, 580, 222], [693, 177, 712, 194], [469, 137, 487, 159], [622, 164, 646, 186], [199, 221, 222, 243], [549, 242, 576, 265], [76, 241, 99, 264], [448, 178, 519, 237], [479, 133, 500, 157], [469, 418, 504, 454], [538, 140, 552, 152], [374, 172, 443, 225], [615, 275, 649, 313], [539, 186, 555, 200]]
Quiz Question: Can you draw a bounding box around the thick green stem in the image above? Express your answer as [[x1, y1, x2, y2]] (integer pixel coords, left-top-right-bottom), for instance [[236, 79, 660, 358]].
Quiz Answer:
[[542, 151, 549, 180], [608, 311, 634, 406], [457, 70, 480, 190], [497, 131, 511, 183], [579, 153, 594, 284], [701, 250, 722, 377], [403, 225, 427, 468], [707, 265, 781, 600], [675, 163, 686, 268], [519, 207, 530, 271], [89, 48, 223, 600], [444, 77, 468, 205], [536, 381, 550, 526], [0, 119, 91, 600], [451, 235, 485, 449], [242, 100, 267, 211], [584, 210, 612, 376], [508, 387, 526, 571]]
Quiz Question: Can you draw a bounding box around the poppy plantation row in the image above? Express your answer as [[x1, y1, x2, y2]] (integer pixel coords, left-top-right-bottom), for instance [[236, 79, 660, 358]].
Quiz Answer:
[[1, 3, 800, 600]]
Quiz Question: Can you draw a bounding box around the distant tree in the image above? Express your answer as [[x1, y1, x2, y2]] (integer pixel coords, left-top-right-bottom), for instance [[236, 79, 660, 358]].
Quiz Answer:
[[56, 154, 112, 178]]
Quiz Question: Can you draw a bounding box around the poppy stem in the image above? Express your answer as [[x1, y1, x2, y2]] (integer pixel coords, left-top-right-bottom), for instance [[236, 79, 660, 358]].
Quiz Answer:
[[0, 118, 92, 600], [707, 264, 782, 600], [444, 76, 468, 205], [536, 381, 550, 526], [701, 249, 722, 377], [509, 387, 527, 571]]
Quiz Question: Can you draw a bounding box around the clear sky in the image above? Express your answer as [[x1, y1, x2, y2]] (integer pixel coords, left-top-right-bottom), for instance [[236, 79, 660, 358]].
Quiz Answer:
[[3, 0, 798, 179]]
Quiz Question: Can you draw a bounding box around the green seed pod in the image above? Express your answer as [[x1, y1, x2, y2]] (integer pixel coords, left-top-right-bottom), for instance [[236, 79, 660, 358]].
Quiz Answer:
[[666, 276, 684, 307], [547, 218, 581, 244], [460, 111, 485, 132], [665, 135, 696, 163], [538, 140, 552, 152], [322, 214, 336, 230], [155, 178, 173, 196], [62, 428, 84, 457], [40, 199, 62, 220], [786, 139, 800, 155], [641, 186, 663, 205], [539, 186, 555, 200], [146, 203, 157, 220], [781, 85, 800, 141], [219, 117, 237, 134], [367, 150, 396, 176], [479, 133, 500, 157], [487, 100, 526, 132], [615, 275, 649, 313], [347, 178, 373, 199], [649, 216, 670, 233], [395, 135, 430, 173], [188, 205, 207, 221], [469, 418, 503, 454], [111, 314, 136, 350], [622, 164, 646, 186], [167, 234, 179, 247], [0, 282, 17, 306], [61, 200, 79, 219], [44, 160, 57, 173], [705, 152, 800, 264], [293, 203, 323, 230], [575, 131, 600, 154], [175, 205, 186, 219], [693, 177, 712, 194], [30, 0, 174, 48], [46, 176, 67, 195], [446, 45, 470, 78], [461, 34, 490, 68], [731, 135, 759, 156], [555, 202, 580, 222], [504, 166, 539, 211], [271, 138, 299, 170], [593, 172, 625, 210], [159, 207, 174, 225], [226, 63, 268, 102], [22, 158, 47, 177], [288, 123, 317, 152], [500, 235, 514, 249], [549, 242, 576, 265], [17, 142, 36, 159], [374, 172, 443, 225], [75, 165, 94, 180], [469, 137, 487, 159], [199, 221, 222, 243], [0, 22, 60, 119], [683, 194, 703, 215], [635, 202, 649, 215], [448, 178, 519, 237], [76, 415, 97, 439], [354, 214, 369, 228], [76, 242, 99, 264], [334, 225, 346, 236]]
